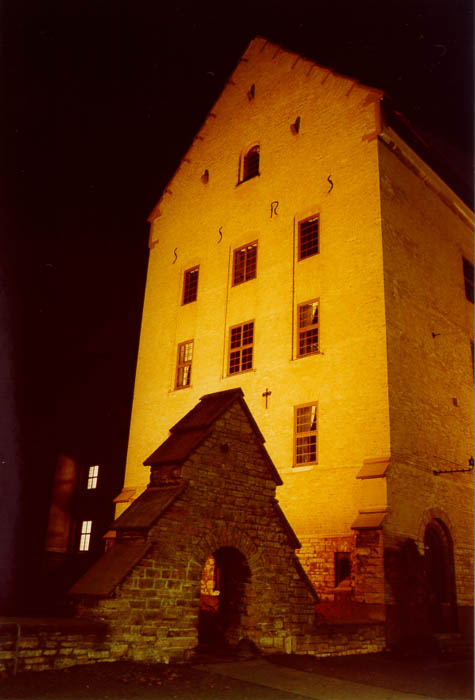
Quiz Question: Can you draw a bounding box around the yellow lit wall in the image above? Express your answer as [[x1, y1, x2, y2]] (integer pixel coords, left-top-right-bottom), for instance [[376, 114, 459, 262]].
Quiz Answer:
[[120, 37, 391, 546], [119, 38, 473, 619]]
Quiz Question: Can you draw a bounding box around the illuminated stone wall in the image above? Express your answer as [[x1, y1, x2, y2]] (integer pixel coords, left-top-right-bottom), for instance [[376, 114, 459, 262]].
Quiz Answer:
[[118, 36, 473, 637], [378, 132, 474, 637], [120, 36, 389, 569], [76, 398, 382, 663]]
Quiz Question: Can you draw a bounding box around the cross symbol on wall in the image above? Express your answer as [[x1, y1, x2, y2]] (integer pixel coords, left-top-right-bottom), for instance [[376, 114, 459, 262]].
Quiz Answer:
[[262, 388, 272, 408]]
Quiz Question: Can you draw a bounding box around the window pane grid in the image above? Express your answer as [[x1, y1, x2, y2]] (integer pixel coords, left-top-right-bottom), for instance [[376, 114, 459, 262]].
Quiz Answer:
[[298, 301, 319, 356], [299, 217, 319, 260], [79, 520, 92, 551], [176, 340, 193, 389], [295, 405, 317, 465], [87, 465, 99, 489], [296, 435, 317, 463], [241, 347, 253, 370], [296, 405, 316, 432], [229, 322, 254, 374], [182, 267, 199, 304], [233, 243, 257, 285], [230, 327, 242, 348], [242, 322, 253, 345]]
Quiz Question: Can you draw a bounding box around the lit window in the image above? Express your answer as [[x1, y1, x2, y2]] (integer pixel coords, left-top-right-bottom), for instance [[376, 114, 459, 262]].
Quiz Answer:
[[87, 465, 99, 489], [241, 145, 259, 182], [297, 300, 319, 356], [176, 340, 193, 389], [79, 520, 92, 551], [229, 321, 254, 374], [233, 242, 257, 285], [463, 258, 474, 303], [298, 216, 319, 260], [294, 403, 317, 466], [182, 266, 199, 305]]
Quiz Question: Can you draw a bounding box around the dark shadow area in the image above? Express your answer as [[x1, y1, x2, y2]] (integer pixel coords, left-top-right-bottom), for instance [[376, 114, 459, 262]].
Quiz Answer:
[[198, 547, 250, 652]]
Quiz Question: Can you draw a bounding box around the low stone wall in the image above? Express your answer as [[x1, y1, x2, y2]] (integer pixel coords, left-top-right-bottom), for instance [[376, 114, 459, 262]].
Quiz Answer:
[[296, 621, 386, 657], [0, 618, 122, 675], [0, 615, 386, 674]]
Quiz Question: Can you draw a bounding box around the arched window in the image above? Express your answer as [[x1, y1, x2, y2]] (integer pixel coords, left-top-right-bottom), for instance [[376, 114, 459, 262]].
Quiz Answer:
[[241, 145, 260, 182]]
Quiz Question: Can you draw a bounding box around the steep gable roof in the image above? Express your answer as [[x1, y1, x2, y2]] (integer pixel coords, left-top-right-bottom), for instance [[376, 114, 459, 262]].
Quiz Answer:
[[143, 387, 283, 485], [112, 483, 186, 530], [70, 541, 152, 597], [147, 36, 383, 229], [70, 389, 297, 599], [146, 35, 471, 230]]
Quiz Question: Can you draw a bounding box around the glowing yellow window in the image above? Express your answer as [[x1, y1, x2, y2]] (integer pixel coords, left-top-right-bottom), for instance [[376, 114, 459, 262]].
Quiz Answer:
[[297, 299, 319, 357], [87, 465, 99, 489], [294, 403, 317, 466], [229, 321, 254, 374], [79, 520, 92, 551], [176, 340, 193, 389]]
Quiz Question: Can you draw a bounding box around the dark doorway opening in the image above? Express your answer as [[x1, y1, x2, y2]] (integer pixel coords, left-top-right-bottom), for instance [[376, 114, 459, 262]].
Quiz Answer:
[[334, 552, 351, 588], [198, 547, 250, 651], [424, 519, 458, 633]]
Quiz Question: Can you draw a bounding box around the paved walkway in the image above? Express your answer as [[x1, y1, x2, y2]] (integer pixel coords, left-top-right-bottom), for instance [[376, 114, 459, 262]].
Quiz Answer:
[[194, 657, 470, 700]]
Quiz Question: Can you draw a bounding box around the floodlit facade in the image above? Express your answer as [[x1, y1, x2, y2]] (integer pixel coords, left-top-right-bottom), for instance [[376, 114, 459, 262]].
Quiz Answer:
[[118, 37, 474, 644]]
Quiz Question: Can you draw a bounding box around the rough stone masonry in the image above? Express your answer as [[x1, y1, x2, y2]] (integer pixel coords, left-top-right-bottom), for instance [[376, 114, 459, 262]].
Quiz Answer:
[[70, 388, 384, 663]]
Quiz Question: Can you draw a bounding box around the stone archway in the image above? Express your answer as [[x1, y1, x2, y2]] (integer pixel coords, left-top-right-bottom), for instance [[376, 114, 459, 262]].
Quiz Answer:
[[424, 519, 458, 633], [198, 547, 251, 650]]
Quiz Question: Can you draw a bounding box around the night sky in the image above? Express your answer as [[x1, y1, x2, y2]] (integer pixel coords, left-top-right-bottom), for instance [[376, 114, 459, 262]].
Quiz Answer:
[[1, 0, 473, 611]]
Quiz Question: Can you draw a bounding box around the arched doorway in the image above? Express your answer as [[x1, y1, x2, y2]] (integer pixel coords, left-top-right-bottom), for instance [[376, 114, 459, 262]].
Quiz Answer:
[[424, 519, 457, 633], [198, 547, 250, 650]]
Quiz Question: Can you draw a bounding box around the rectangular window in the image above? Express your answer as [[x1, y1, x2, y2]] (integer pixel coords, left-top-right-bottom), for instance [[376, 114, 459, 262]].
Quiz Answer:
[[463, 258, 474, 303], [297, 299, 319, 356], [334, 552, 351, 587], [298, 216, 319, 260], [294, 403, 317, 466], [242, 145, 260, 182], [182, 266, 199, 304], [233, 242, 257, 285], [229, 321, 254, 374], [79, 520, 92, 552], [87, 465, 99, 489], [176, 340, 193, 389]]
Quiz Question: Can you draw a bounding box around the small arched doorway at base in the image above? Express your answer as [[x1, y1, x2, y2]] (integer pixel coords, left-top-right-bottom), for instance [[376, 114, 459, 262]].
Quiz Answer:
[[424, 518, 458, 634], [197, 546, 251, 651]]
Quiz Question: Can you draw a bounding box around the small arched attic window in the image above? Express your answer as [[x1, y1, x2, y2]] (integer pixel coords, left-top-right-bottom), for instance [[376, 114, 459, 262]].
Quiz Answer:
[[240, 144, 260, 183]]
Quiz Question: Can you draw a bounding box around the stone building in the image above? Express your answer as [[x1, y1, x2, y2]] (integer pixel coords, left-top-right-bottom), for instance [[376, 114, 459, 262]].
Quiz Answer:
[[72, 389, 386, 660], [112, 37, 473, 647]]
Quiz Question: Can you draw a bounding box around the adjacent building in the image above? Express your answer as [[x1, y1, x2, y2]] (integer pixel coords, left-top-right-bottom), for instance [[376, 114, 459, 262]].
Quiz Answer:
[[44, 453, 121, 610], [116, 37, 474, 644]]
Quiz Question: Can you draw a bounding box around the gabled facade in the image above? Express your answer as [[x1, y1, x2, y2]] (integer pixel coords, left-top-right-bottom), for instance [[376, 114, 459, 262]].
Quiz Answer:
[[118, 37, 474, 645], [72, 390, 384, 661]]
